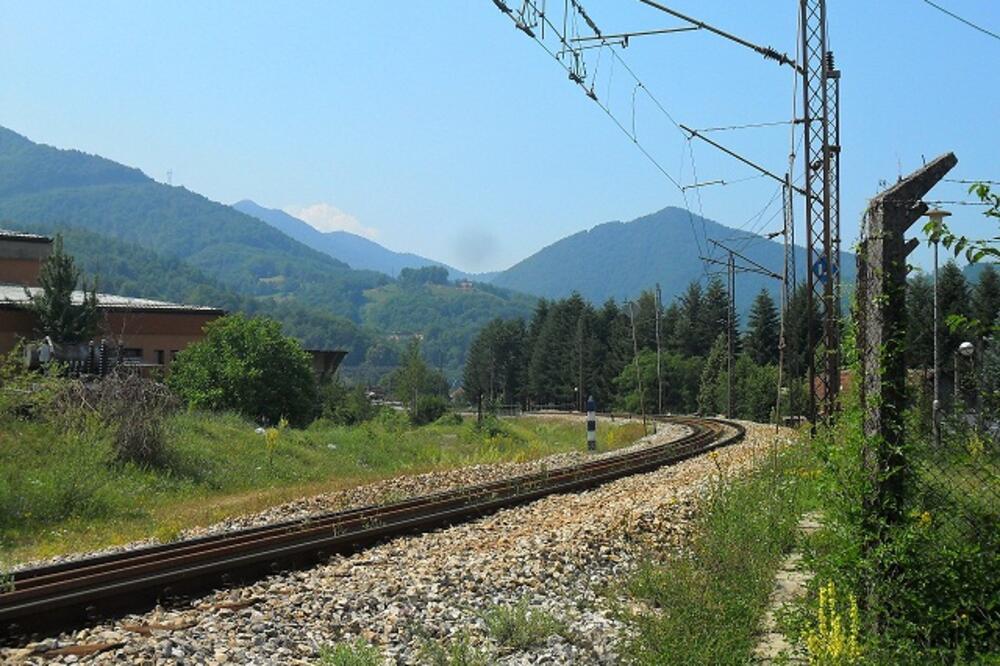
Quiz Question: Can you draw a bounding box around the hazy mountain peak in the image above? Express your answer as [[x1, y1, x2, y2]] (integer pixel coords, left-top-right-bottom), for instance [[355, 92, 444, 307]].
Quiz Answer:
[[233, 199, 479, 280]]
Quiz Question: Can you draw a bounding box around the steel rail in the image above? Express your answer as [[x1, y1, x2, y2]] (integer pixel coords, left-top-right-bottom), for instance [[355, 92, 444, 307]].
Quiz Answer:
[[1, 416, 742, 641]]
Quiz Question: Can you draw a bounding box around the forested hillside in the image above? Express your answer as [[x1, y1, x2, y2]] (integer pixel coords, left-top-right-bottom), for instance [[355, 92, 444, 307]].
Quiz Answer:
[[1, 221, 374, 361], [466, 261, 1000, 419], [0, 127, 540, 379], [361, 268, 537, 373], [490, 206, 857, 314], [0, 127, 388, 320]]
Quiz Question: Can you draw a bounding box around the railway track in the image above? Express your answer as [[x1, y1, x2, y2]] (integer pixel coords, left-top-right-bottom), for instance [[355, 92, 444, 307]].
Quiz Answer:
[[1, 416, 743, 642]]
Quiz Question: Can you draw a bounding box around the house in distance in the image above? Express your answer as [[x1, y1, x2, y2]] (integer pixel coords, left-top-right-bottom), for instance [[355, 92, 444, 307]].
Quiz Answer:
[[0, 229, 224, 369]]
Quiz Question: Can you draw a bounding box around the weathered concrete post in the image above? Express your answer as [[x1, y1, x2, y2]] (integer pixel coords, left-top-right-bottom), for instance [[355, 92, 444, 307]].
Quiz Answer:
[[587, 396, 596, 452], [856, 152, 956, 528]]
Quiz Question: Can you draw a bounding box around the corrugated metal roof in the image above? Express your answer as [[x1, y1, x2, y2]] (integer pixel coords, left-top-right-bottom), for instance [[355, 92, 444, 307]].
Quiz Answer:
[[0, 285, 223, 313], [0, 229, 52, 243]]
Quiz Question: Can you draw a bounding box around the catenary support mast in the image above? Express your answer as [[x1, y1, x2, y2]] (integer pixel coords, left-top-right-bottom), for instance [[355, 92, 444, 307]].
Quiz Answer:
[[801, 0, 841, 423]]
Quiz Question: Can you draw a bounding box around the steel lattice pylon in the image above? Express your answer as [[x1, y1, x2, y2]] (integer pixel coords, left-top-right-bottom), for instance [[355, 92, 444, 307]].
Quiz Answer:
[[800, 0, 841, 423]]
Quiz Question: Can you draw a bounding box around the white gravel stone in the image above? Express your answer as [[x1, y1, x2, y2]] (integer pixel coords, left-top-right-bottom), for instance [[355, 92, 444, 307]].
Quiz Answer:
[[2, 420, 793, 665]]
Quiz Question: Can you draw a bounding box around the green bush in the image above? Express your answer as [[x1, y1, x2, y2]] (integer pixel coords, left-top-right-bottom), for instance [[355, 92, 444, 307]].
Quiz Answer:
[[482, 600, 566, 651], [411, 395, 448, 425], [806, 404, 1000, 662], [416, 632, 490, 665], [0, 343, 67, 421], [320, 377, 375, 425], [434, 411, 463, 426], [167, 314, 317, 426], [318, 640, 382, 666]]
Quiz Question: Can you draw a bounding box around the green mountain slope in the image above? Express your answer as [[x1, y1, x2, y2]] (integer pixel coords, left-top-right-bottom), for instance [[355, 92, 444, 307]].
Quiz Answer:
[[491, 206, 857, 314], [360, 276, 537, 372], [0, 127, 537, 378], [0, 127, 388, 319], [1, 220, 374, 361]]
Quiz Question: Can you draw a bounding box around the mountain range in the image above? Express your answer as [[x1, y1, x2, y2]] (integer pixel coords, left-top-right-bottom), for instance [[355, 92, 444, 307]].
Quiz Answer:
[[0, 124, 864, 376], [232, 200, 490, 282], [0, 126, 534, 377]]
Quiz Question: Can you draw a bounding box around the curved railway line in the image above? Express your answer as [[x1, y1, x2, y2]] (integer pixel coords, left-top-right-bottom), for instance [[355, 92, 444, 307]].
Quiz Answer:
[[1, 415, 743, 643]]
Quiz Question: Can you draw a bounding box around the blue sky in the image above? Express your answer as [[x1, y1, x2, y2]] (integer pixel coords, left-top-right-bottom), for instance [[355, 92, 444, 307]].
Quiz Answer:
[[1, 1, 997, 274]]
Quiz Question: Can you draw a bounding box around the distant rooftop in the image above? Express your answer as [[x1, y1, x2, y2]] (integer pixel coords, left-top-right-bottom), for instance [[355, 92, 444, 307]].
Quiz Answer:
[[0, 229, 52, 243], [0, 285, 223, 314]]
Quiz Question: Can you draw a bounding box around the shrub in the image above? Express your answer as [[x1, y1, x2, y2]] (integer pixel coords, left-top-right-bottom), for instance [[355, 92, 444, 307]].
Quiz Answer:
[[411, 395, 448, 425], [167, 314, 317, 427], [435, 411, 463, 426], [57, 371, 179, 467], [482, 600, 566, 651], [318, 640, 382, 666], [321, 378, 376, 425], [0, 342, 66, 421], [417, 632, 490, 665]]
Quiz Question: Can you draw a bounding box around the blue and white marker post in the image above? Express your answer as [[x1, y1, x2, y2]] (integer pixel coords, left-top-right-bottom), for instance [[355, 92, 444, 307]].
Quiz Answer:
[[586, 395, 596, 452]]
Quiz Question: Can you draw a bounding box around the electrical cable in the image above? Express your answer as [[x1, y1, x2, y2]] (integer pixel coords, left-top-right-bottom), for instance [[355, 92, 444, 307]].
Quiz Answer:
[[695, 119, 794, 133], [920, 0, 1000, 42]]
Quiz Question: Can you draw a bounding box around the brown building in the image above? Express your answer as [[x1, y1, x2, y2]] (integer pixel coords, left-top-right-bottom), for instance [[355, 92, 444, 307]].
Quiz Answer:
[[0, 229, 223, 368]]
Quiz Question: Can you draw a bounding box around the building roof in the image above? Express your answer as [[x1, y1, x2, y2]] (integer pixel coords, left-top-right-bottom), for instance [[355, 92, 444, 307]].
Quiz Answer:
[[0, 229, 53, 244], [0, 285, 224, 314]]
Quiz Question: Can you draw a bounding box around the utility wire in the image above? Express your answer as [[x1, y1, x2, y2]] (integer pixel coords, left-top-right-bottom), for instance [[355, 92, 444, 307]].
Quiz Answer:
[[944, 178, 1000, 185], [505, 0, 717, 276], [920, 0, 1000, 42], [695, 120, 794, 133]]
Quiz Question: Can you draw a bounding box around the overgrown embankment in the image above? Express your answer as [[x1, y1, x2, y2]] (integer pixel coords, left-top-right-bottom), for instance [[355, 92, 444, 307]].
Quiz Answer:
[[621, 429, 819, 665], [0, 407, 644, 565]]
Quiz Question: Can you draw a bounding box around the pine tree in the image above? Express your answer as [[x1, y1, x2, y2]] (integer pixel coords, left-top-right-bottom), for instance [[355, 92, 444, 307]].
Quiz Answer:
[[744, 289, 780, 365], [27, 234, 99, 344], [635, 290, 659, 352], [938, 261, 970, 367], [600, 301, 632, 406], [785, 283, 818, 380], [906, 274, 934, 370], [701, 279, 730, 356], [697, 333, 727, 414], [673, 282, 704, 357], [972, 264, 1000, 333]]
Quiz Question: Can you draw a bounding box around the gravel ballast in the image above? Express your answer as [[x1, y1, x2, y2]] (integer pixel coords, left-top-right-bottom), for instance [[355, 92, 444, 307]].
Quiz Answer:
[[4, 420, 793, 665]]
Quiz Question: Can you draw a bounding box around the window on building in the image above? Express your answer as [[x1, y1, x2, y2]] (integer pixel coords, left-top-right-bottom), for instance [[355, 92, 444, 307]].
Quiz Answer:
[[155, 350, 165, 365], [121, 348, 144, 365]]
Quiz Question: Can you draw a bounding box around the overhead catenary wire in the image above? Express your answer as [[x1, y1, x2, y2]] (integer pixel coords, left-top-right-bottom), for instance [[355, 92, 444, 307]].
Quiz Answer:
[[502, 0, 719, 277], [920, 0, 1000, 42], [498, 0, 807, 297], [695, 119, 796, 133], [943, 178, 1000, 186]]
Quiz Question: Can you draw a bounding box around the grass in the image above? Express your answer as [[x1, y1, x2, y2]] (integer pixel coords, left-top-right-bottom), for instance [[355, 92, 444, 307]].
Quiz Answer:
[[482, 599, 567, 651], [416, 631, 491, 665], [788, 415, 1000, 663], [0, 410, 646, 564], [622, 442, 820, 665], [318, 640, 382, 666]]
